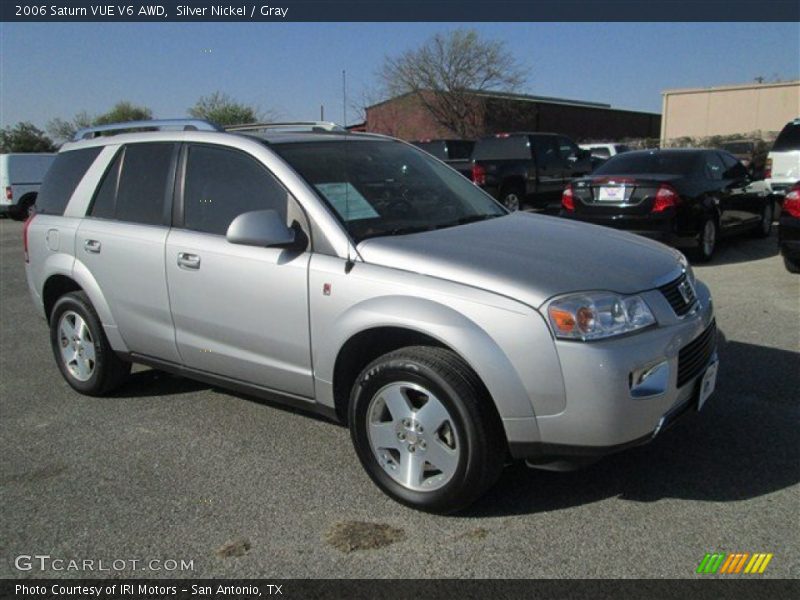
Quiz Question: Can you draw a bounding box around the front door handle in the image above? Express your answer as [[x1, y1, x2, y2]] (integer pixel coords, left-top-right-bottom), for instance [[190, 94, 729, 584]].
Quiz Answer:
[[84, 239, 101, 253], [177, 252, 201, 270]]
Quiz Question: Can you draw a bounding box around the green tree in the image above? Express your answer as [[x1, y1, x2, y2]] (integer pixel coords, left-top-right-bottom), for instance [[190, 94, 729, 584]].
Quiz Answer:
[[47, 101, 153, 143], [189, 92, 271, 126], [379, 28, 528, 138], [0, 122, 57, 153]]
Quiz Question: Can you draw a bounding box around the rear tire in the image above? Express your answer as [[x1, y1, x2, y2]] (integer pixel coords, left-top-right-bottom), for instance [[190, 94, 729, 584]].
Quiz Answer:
[[784, 255, 800, 273], [348, 346, 505, 514], [692, 217, 718, 263], [49, 291, 131, 396], [752, 201, 773, 238], [499, 184, 524, 212]]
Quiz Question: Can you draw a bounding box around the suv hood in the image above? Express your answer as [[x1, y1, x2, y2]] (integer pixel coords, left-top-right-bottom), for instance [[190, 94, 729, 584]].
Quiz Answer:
[[357, 212, 683, 308]]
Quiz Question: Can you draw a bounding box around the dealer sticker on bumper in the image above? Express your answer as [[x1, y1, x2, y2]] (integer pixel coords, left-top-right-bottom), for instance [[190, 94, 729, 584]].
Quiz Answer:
[[697, 361, 718, 411]]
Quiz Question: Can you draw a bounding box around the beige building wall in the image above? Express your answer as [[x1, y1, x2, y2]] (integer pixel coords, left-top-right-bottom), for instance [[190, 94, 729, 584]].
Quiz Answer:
[[661, 81, 799, 143]]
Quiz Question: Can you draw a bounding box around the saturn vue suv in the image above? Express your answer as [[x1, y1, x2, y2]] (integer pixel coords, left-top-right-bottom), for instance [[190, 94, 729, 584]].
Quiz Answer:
[[24, 119, 719, 513]]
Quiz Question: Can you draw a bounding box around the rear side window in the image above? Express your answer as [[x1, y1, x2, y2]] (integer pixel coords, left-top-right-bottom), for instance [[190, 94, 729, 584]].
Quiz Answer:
[[532, 136, 560, 168], [89, 143, 175, 225], [702, 152, 725, 181], [772, 122, 800, 152], [35, 147, 101, 215], [183, 144, 288, 236], [446, 141, 475, 160], [473, 136, 531, 160], [115, 144, 175, 225], [413, 142, 447, 161]]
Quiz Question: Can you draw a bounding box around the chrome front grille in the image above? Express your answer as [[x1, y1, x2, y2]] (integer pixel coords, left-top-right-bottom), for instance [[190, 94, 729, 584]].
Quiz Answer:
[[659, 273, 697, 317]]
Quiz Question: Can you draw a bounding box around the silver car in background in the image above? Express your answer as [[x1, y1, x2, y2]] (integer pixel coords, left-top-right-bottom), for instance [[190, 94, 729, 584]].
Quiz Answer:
[[24, 120, 718, 513]]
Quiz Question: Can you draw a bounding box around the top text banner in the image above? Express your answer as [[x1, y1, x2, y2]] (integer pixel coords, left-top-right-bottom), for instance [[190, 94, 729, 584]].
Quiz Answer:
[[2, 1, 799, 22]]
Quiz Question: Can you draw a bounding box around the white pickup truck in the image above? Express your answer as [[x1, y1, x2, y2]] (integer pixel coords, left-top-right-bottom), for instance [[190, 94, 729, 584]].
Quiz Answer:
[[0, 153, 56, 220]]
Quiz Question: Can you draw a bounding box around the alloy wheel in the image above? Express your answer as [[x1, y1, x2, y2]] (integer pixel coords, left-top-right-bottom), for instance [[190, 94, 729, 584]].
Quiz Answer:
[[366, 382, 460, 492], [58, 310, 96, 382]]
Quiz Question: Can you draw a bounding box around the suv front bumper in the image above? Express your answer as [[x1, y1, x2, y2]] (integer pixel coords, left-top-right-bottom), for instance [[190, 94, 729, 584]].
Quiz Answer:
[[510, 280, 717, 463]]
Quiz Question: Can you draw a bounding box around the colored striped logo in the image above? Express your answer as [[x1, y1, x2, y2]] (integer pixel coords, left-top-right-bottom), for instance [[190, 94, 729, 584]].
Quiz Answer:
[[696, 552, 773, 574]]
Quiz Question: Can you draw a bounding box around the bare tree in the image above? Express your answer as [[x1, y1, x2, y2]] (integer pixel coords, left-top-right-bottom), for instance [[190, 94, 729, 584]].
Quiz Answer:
[[379, 28, 528, 138]]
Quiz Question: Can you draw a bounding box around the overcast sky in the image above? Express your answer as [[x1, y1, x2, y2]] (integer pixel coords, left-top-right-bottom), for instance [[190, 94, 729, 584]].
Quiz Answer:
[[1, 22, 798, 130]]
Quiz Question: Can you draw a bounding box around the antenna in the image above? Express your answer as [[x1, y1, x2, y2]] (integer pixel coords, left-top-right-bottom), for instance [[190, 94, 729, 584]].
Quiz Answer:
[[343, 69, 354, 273]]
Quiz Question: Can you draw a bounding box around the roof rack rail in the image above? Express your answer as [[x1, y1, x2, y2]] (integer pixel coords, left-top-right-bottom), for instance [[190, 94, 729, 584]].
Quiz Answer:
[[225, 121, 346, 133], [73, 119, 222, 141]]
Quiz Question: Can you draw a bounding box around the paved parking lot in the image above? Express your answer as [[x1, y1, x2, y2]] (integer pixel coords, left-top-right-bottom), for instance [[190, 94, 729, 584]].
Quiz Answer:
[[1, 217, 798, 579]]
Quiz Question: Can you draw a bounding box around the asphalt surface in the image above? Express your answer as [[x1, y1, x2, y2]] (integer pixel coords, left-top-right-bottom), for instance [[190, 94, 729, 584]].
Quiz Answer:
[[1, 217, 798, 579]]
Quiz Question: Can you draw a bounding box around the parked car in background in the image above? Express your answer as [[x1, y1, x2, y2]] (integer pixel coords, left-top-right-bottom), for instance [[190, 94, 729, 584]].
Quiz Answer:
[[560, 149, 774, 261], [766, 118, 800, 197], [579, 143, 631, 160], [718, 140, 767, 179], [778, 181, 800, 273], [24, 119, 718, 513], [411, 139, 475, 179], [0, 153, 56, 220], [471, 132, 592, 211]]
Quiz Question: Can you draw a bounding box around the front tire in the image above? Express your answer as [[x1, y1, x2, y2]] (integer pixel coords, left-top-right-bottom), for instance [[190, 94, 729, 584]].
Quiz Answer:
[[348, 346, 505, 513], [49, 291, 130, 396]]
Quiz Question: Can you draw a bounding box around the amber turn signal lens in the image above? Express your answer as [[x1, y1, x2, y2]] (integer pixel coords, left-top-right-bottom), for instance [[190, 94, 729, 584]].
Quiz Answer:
[[549, 308, 576, 333]]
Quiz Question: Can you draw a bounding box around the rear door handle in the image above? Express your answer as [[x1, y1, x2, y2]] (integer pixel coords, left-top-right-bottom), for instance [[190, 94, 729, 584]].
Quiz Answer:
[[84, 239, 101, 253], [177, 252, 201, 270]]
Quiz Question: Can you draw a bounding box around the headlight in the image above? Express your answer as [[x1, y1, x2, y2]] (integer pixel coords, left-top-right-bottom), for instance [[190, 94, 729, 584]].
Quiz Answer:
[[547, 292, 656, 341], [677, 252, 695, 285]]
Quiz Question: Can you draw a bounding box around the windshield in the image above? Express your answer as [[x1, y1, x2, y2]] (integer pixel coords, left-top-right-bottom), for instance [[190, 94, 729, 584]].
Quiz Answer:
[[273, 139, 506, 243], [593, 151, 699, 176]]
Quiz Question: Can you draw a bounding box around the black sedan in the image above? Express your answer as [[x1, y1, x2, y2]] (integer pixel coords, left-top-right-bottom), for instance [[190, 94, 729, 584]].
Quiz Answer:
[[560, 149, 774, 261], [779, 181, 800, 273]]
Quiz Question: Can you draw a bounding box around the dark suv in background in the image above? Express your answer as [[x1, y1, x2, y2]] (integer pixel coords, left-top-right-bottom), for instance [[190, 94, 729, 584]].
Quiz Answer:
[[412, 139, 475, 179], [471, 132, 592, 211]]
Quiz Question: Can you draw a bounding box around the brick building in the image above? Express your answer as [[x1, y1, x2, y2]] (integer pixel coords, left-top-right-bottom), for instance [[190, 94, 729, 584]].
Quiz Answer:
[[364, 90, 661, 142]]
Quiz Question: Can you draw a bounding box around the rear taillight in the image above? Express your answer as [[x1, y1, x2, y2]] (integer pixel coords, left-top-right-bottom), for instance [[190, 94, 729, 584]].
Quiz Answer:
[[472, 163, 486, 185], [764, 158, 772, 179], [561, 184, 575, 211], [5, 186, 12, 201], [22, 214, 34, 263], [652, 184, 679, 212], [783, 184, 800, 218]]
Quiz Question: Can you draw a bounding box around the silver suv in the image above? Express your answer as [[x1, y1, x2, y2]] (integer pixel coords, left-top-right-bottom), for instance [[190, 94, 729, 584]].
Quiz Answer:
[[24, 119, 718, 513]]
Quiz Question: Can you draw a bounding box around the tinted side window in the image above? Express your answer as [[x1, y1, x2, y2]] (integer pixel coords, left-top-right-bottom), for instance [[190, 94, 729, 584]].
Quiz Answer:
[[35, 147, 102, 215], [557, 136, 579, 160], [446, 141, 475, 160], [183, 145, 288, 236], [719, 152, 740, 171], [532, 136, 559, 168], [703, 152, 725, 181], [114, 143, 175, 226], [473, 136, 531, 160], [89, 149, 123, 219]]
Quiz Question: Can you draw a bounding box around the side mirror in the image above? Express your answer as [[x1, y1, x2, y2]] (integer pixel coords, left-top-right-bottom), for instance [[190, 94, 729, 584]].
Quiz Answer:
[[226, 209, 299, 249]]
